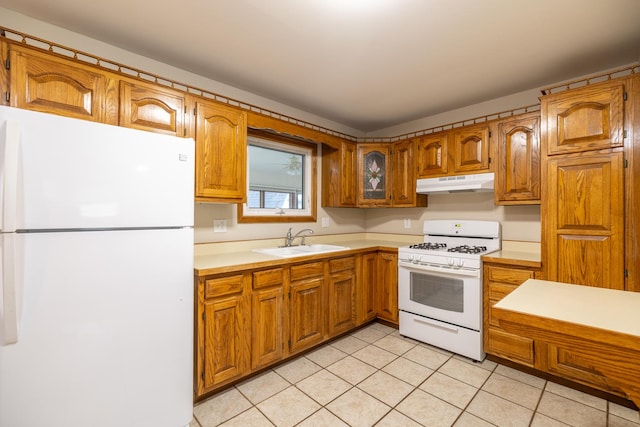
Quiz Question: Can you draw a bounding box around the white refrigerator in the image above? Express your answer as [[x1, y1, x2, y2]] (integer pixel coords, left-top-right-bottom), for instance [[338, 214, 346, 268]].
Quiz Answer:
[[0, 106, 195, 427]]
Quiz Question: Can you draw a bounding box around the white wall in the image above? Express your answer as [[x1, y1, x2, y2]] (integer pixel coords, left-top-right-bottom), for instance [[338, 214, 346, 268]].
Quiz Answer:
[[368, 89, 542, 137], [364, 194, 541, 242]]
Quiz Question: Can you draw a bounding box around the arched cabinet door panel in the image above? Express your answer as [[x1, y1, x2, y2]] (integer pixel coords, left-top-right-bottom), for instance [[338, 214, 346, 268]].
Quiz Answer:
[[542, 80, 624, 155], [10, 45, 117, 124], [194, 100, 247, 202]]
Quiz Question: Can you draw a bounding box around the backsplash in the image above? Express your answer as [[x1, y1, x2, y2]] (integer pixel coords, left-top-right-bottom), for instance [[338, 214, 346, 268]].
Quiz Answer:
[[194, 191, 541, 244]]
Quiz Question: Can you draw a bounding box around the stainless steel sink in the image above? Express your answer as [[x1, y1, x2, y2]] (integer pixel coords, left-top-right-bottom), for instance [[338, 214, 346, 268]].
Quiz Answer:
[[253, 244, 349, 258]]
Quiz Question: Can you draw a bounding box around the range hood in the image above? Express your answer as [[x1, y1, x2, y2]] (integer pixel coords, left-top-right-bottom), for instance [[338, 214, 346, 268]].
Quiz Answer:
[[416, 172, 495, 194]]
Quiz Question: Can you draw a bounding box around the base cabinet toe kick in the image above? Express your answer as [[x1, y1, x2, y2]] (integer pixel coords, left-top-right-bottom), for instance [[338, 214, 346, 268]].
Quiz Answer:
[[493, 279, 640, 411]]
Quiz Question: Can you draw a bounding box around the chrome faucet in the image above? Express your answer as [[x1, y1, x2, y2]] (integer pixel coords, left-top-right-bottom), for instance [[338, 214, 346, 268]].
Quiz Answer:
[[284, 227, 314, 247]]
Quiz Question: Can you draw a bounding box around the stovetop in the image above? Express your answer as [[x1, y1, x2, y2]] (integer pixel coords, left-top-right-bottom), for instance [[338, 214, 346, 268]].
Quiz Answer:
[[399, 220, 501, 262], [408, 242, 489, 254]]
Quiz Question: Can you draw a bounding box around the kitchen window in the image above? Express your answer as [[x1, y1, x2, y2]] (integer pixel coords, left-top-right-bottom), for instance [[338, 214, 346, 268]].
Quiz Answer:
[[238, 130, 317, 223]]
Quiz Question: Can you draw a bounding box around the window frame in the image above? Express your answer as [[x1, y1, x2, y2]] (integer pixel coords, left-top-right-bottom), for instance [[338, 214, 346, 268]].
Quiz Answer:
[[237, 129, 318, 223]]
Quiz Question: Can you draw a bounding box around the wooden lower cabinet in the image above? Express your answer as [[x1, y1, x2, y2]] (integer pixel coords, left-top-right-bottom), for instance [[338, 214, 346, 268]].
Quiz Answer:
[[357, 252, 378, 324], [376, 251, 398, 325], [484, 260, 626, 398], [541, 343, 624, 395], [251, 268, 285, 370], [484, 263, 537, 366], [289, 277, 325, 354], [196, 273, 251, 396], [327, 256, 357, 336], [195, 250, 399, 400]]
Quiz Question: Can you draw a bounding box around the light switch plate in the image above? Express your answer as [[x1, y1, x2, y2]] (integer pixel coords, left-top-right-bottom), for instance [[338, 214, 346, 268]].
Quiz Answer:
[[403, 218, 411, 229], [321, 217, 330, 228]]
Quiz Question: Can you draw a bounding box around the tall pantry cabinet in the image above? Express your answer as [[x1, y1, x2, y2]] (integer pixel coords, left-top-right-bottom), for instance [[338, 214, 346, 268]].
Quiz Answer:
[[540, 79, 629, 291]]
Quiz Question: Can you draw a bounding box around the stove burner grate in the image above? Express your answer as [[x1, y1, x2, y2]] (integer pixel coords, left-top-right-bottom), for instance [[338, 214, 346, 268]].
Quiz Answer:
[[447, 245, 488, 254], [409, 242, 447, 250]]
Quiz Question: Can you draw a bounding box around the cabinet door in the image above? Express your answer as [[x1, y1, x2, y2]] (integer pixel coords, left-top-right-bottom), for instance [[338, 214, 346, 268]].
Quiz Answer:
[[195, 100, 247, 202], [289, 277, 325, 354], [201, 294, 249, 393], [328, 270, 356, 337], [10, 45, 117, 123], [543, 151, 624, 289], [119, 80, 187, 137], [321, 141, 357, 207], [452, 124, 490, 173], [495, 114, 540, 204], [416, 132, 448, 177], [340, 142, 358, 206], [252, 286, 285, 370], [358, 252, 378, 324], [392, 140, 427, 207], [357, 144, 392, 206], [542, 81, 624, 155], [376, 252, 398, 324], [544, 345, 624, 397]]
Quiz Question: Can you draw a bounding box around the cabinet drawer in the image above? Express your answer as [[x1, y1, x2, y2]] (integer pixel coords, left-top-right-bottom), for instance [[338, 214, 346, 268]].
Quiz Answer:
[[488, 282, 518, 302], [486, 266, 534, 285], [205, 274, 244, 298], [486, 327, 535, 366], [253, 268, 284, 289], [329, 256, 355, 273], [290, 262, 324, 281]]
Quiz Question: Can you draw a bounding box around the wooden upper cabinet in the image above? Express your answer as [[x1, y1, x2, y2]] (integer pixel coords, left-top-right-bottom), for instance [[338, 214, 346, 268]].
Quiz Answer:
[[194, 100, 247, 203], [542, 80, 624, 155], [495, 113, 541, 205], [392, 140, 427, 207], [119, 80, 187, 137], [543, 151, 624, 289], [9, 45, 118, 124], [357, 144, 392, 207], [321, 141, 357, 207], [452, 124, 490, 173], [0, 40, 9, 105], [416, 132, 448, 177]]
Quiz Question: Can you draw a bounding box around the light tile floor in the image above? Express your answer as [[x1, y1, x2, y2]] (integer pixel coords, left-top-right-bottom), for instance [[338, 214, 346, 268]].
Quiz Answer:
[[191, 323, 640, 427]]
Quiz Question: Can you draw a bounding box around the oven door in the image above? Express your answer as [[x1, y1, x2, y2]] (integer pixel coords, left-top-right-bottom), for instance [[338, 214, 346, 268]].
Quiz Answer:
[[398, 260, 482, 331]]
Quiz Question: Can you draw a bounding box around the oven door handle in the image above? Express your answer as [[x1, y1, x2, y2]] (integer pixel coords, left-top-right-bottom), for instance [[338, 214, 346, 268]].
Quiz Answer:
[[412, 316, 459, 333], [397, 260, 480, 278]]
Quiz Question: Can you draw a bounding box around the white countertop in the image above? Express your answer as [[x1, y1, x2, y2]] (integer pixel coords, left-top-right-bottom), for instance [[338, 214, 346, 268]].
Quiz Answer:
[[494, 279, 640, 337], [193, 235, 419, 275]]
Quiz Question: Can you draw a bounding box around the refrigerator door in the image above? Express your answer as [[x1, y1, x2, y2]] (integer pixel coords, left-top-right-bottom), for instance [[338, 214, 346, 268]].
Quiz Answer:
[[0, 106, 194, 231], [0, 228, 194, 427]]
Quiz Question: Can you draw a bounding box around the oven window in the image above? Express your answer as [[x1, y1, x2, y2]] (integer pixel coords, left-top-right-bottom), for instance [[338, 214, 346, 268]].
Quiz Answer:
[[409, 272, 464, 312]]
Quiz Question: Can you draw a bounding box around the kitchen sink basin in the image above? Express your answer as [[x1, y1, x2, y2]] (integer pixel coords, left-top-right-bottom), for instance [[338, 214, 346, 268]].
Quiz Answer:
[[253, 244, 349, 258]]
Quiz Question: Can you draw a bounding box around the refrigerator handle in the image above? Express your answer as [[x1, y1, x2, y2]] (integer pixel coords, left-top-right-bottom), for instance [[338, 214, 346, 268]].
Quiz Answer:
[[1, 118, 20, 232], [2, 233, 18, 344]]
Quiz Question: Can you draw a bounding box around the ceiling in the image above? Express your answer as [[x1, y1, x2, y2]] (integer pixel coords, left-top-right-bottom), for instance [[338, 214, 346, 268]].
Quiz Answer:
[[2, 0, 640, 132]]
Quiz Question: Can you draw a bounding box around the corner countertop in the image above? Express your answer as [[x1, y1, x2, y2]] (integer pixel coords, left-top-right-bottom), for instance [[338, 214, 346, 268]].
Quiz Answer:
[[494, 279, 640, 337], [193, 234, 420, 276], [481, 241, 541, 268]]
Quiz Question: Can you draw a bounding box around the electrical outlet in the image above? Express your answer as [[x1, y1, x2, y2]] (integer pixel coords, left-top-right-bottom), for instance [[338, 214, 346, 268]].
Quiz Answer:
[[321, 217, 330, 228], [403, 218, 411, 229], [213, 219, 227, 233]]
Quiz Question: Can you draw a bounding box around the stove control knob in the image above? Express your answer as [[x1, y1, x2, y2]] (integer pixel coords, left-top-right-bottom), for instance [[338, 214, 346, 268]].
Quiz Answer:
[[455, 259, 465, 269], [413, 255, 421, 264]]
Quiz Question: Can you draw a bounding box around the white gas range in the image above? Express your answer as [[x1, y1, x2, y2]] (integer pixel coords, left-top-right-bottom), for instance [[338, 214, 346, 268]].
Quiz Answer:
[[398, 219, 501, 361]]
